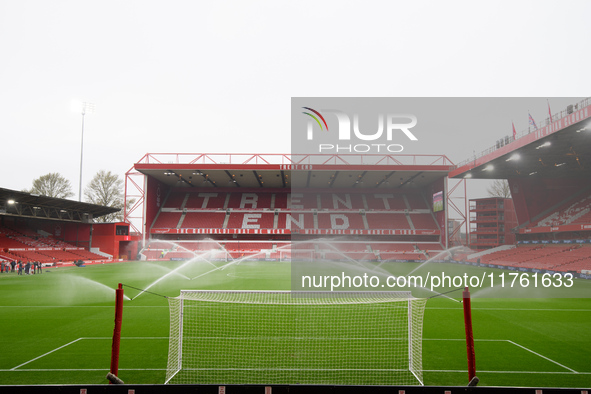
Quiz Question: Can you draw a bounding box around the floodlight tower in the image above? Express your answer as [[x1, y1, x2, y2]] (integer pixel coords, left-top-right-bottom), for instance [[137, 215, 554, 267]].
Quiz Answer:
[[71, 100, 95, 202]]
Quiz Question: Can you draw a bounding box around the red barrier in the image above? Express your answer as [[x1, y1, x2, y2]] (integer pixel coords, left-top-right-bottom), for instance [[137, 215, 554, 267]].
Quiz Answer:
[[463, 287, 476, 383], [110, 283, 124, 382]]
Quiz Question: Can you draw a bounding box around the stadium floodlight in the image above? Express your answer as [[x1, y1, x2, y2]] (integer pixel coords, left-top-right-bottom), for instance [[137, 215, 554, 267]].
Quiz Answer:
[[7, 199, 15, 205], [72, 100, 95, 202], [506, 153, 520, 162], [536, 141, 551, 149], [482, 165, 494, 171]]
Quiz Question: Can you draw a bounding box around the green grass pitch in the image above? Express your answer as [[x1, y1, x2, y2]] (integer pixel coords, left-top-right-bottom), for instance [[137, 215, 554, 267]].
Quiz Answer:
[[0, 259, 590, 387]]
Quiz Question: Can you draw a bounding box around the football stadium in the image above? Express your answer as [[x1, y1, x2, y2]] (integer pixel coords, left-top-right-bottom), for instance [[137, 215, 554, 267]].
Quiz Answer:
[[1, 97, 590, 393]]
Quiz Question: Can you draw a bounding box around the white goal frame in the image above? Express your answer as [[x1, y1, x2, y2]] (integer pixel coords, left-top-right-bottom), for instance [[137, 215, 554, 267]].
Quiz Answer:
[[165, 290, 426, 385]]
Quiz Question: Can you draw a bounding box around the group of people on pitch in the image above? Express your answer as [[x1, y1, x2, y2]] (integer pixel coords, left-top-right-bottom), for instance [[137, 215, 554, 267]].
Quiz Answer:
[[0, 260, 43, 275]]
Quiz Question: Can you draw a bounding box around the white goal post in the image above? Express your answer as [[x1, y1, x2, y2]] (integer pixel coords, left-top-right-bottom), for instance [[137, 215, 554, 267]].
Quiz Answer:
[[165, 290, 426, 385], [278, 249, 315, 262]]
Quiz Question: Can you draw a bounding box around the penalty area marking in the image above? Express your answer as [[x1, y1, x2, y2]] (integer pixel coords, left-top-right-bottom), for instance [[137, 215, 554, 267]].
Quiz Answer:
[[506, 340, 578, 373], [10, 338, 84, 371], [9, 337, 168, 371], [5, 368, 590, 375], [427, 307, 591, 312], [7, 337, 581, 375], [423, 370, 591, 375], [423, 338, 578, 374]]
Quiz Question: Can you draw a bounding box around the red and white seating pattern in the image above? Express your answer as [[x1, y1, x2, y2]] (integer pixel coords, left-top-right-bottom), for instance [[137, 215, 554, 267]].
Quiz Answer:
[[147, 190, 442, 262], [469, 245, 591, 273], [152, 191, 439, 233], [532, 191, 591, 228], [0, 225, 107, 264]]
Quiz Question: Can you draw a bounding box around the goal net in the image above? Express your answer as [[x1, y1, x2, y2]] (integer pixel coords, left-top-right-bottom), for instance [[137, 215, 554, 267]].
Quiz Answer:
[[165, 290, 426, 385], [278, 249, 315, 262]]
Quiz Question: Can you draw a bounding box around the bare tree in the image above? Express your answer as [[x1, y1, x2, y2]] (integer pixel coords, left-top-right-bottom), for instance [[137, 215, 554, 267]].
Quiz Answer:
[[25, 172, 74, 199], [487, 179, 511, 198], [84, 170, 124, 222]]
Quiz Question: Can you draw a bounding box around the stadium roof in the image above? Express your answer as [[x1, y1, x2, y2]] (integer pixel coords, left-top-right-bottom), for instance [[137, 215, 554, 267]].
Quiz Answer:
[[133, 153, 455, 190], [0, 188, 119, 222], [450, 100, 591, 180]]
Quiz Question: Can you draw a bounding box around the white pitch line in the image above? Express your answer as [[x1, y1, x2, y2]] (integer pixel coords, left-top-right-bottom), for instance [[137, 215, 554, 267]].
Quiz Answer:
[[1, 306, 589, 310], [10, 338, 84, 371], [428, 307, 591, 312], [0, 305, 169, 308], [3, 368, 590, 374], [423, 338, 504, 341], [2, 368, 167, 372], [424, 370, 591, 375], [9, 337, 169, 371], [6, 337, 582, 376], [79, 336, 168, 340], [424, 338, 579, 374], [506, 340, 578, 373]]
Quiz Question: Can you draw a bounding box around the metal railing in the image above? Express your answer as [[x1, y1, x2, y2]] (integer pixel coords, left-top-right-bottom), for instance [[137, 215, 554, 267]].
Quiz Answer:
[[455, 97, 591, 169], [135, 153, 455, 167]]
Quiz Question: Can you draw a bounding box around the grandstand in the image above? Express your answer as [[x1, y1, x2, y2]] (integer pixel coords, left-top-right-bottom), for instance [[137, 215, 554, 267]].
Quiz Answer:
[[0, 188, 138, 266], [2, 100, 591, 392], [125, 153, 456, 263], [122, 99, 591, 278], [451, 97, 591, 275]]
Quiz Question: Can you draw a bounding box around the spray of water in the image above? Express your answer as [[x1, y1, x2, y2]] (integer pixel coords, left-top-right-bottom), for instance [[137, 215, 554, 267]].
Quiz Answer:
[[405, 245, 469, 276], [190, 244, 277, 279], [132, 238, 467, 302], [143, 240, 220, 269], [60, 275, 131, 302], [292, 239, 465, 302], [131, 249, 217, 300], [133, 238, 265, 298]]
